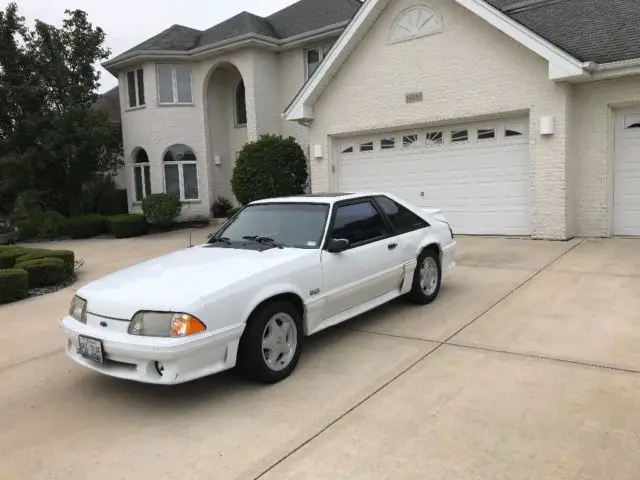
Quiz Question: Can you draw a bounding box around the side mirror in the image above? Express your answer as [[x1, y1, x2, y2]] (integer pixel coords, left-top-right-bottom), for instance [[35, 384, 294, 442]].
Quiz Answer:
[[326, 238, 350, 253]]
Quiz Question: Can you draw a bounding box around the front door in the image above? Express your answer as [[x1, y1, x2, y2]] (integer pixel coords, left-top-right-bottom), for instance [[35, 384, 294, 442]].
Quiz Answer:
[[320, 199, 404, 320]]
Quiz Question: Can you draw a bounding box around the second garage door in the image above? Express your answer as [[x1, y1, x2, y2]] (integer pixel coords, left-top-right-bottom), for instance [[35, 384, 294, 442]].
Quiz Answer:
[[336, 117, 531, 235]]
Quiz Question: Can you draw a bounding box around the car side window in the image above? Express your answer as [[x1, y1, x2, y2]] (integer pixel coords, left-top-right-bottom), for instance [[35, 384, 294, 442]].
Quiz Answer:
[[331, 200, 390, 247], [374, 196, 429, 235]]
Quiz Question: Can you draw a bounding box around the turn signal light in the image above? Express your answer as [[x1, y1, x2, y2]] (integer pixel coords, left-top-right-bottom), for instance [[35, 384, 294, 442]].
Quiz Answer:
[[170, 314, 207, 337]]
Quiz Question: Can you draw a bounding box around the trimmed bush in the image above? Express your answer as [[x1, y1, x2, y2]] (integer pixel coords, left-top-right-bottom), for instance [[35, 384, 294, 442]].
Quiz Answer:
[[0, 246, 28, 269], [0, 269, 29, 304], [141, 193, 182, 229], [67, 214, 106, 239], [109, 214, 147, 238], [16, 249, 75, 277], [15, 211, 68, 240], [15, 257, 66, 288], [231, 134, 308, 205]]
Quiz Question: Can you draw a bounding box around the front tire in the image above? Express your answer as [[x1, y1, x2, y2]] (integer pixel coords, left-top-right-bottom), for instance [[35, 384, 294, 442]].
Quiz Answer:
[[406, 248, 442, 305], [237, 301, 304, 383]]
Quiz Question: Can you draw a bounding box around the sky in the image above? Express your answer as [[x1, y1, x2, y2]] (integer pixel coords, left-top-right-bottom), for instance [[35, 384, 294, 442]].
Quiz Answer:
[[6, 0, 300, 92]]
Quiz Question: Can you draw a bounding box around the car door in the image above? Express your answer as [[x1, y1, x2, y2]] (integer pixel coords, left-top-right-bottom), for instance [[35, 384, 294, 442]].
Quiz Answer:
[[320, 198, 405, 320]]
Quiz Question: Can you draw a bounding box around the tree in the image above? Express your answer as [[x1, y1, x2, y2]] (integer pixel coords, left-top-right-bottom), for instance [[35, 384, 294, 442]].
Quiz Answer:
[[231, 134, 309, 205], [0, 3, 122, 216]]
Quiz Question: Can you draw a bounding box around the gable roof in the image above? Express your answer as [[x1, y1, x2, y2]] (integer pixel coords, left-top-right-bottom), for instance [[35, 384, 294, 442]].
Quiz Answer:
[[285, 0, 640, 122], [106, 0, 363, 68], [486, 0, 640, 64]]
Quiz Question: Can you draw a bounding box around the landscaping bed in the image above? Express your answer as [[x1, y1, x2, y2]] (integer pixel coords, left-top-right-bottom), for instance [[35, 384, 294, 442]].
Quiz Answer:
[[0, 245, 77, 304]]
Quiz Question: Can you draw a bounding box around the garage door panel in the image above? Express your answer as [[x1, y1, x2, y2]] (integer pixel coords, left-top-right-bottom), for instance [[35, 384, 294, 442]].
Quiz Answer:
[[337, 117, 531, 235], [614, 109, 640, 236]]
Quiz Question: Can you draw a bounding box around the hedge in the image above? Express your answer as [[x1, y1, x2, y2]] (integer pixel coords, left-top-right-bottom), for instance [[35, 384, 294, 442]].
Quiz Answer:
[[15, 257, 66, 288], [15, 211, 68, 240], [0, 269, 29, 303], [109, 214, 147, 238], [0, 246, 28, 269], [16, 249, 74, 277], [67, 214, 106, 239], [141, 193, 182, 229]]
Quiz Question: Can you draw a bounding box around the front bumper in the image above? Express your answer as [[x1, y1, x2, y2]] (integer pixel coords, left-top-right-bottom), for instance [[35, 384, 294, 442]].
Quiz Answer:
[[60, 316, 245, 385]]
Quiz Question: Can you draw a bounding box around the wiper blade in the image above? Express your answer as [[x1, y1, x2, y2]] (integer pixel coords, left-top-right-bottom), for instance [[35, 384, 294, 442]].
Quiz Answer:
[[242, 236, 284, 249], [210, 236, 232, 244]]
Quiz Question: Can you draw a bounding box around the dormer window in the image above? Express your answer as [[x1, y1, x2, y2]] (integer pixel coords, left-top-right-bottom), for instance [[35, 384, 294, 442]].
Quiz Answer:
[[126, 68, 145, 108]]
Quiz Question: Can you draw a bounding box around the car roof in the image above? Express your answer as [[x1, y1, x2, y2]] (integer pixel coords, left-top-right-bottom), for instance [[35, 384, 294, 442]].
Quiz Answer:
[[250, 192, 383, 205]]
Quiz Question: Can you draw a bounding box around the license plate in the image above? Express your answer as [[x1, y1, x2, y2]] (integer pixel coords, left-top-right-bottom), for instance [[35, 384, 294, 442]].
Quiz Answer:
[[78, 336, 104, 363]]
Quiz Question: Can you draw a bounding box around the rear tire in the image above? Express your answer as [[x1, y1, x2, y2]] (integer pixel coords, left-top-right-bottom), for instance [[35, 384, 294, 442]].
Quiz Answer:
[[406, 248, 442, 305], [237, 301, 304, 383]]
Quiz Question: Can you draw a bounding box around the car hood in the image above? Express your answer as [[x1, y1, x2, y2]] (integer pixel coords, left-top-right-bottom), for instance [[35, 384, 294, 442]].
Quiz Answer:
[[77, 245, 313, 320]]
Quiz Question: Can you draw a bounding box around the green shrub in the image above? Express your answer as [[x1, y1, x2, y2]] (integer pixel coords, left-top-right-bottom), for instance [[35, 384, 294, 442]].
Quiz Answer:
[[231, 134, 308, 205], [0, 269, 29, 304], [15, 257, 66, 288], [15, 211, 68, 240], [0, 246, 27, 268], [109, 214, 147, 238], [211, 196, 233, 218], [16, 249, 75, 277], [141, 193, 182, 229], [67, 214, 106, 239]]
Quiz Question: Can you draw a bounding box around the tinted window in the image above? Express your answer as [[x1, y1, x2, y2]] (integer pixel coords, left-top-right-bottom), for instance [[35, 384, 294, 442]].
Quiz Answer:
[[332, 201, 390, 246], [215, 203, 329, 249], [374, 196, 428, 235]]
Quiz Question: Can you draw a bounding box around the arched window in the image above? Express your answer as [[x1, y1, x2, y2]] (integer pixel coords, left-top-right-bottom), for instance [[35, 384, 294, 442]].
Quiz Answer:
[[132, 148, 151, 202], [235, 79, 247, 127], [163, 144, 199, 201]]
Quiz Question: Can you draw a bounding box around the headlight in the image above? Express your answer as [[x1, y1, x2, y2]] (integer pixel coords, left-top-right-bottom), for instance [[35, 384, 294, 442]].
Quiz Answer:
[[69, 296, 87, 324], [128, 311, 207, 338]]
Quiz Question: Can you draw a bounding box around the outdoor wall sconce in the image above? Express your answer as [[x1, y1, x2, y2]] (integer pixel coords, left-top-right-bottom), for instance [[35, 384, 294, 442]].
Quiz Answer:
[[540, 116, 555, 136]]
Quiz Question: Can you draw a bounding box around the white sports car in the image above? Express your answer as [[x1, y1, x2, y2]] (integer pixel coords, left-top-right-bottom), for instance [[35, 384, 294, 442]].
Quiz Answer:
[[61, 193, 456, 384]]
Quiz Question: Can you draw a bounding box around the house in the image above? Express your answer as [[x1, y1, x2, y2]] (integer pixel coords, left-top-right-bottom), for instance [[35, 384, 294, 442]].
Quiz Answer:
[[106, 0, 640, 240], [102, 0, 363, 218], [285, 0, 640, 239]]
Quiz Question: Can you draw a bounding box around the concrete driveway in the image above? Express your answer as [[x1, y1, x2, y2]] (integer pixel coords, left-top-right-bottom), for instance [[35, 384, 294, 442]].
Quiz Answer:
[[1, 232, 639, 480]]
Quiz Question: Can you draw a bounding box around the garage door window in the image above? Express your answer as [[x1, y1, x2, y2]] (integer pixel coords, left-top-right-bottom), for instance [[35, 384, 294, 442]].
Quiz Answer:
[[381, 137, 396, 150], [341, 143, 354, 154], [403, 134, 419, 147], [451, 130, 468, 143], [331, 201, 390, 247], [374, 196, 429, 234], [477, 128, 496, 140], [505, 126, 525, 137], [425, 131, 443, 146], [360, 141, 374, 152]]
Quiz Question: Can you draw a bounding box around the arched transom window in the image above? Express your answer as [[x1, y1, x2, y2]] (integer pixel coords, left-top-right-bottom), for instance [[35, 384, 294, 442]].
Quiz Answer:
[[163, 144, 199, 201], [235, 79, 247, 127], [133, 148, 151, 202], [389, 5, 443, 44]]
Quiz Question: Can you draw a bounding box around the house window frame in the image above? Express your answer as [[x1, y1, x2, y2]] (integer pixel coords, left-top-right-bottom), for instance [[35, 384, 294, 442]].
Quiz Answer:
[[304, 45, 328, 80], [156, 63, 193, 105], [162, 144, 200, 202], [132, 148, 151, 202], [126, 68, 145, 109], [234, 79, 247, 127]]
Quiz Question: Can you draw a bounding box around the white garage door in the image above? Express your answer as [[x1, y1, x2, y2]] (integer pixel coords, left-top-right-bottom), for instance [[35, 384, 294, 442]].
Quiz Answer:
[[336, 117, 531, 235], [614, 109, 640, 236]]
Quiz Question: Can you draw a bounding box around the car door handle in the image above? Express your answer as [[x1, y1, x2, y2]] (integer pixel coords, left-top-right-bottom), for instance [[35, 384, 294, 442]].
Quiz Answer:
[[387, 243, 398, 250]]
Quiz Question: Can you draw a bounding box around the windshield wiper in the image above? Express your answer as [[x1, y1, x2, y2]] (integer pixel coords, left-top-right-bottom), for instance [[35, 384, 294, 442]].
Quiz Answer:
[[210, 236, 232, 245], [242, 236, 284, 249]]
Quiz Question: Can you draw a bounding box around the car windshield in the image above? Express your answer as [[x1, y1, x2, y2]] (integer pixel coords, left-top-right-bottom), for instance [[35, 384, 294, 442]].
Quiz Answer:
[[212, 202, 330, 249]]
